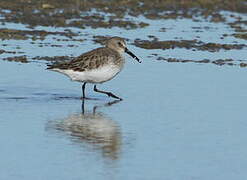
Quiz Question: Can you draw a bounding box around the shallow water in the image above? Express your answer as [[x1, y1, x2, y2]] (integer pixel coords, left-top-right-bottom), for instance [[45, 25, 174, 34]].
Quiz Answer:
[[1, 7, 247, 180], [2, 56, 247, 179]]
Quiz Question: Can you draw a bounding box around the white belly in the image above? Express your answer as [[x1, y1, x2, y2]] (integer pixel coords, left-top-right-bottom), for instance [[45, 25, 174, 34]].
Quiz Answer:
[[51, 65, 121, 83]]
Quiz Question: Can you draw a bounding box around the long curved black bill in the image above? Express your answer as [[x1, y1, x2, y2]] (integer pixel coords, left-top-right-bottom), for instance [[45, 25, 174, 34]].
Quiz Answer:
[[125, 48, 141, 63]]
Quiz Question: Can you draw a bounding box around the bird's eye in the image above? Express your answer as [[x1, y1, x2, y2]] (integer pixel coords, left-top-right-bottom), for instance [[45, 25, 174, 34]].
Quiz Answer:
[[118, 42, 122, 46]]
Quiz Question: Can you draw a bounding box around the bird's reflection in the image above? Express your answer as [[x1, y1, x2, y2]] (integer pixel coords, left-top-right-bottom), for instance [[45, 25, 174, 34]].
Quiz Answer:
[[48, 99, 122, 160]]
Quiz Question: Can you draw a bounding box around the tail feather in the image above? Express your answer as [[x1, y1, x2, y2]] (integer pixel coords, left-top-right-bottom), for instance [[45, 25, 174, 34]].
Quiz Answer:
[[46, 64, 54, 70], [46, 57, 72, 70], [46, 62, 68, 70]]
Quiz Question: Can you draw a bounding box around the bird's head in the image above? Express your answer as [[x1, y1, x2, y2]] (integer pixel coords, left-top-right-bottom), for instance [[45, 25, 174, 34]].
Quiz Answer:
[[106, 37, 141, 63]]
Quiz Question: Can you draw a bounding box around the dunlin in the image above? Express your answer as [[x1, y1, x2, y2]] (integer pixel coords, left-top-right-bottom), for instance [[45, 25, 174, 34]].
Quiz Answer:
[[47, 37, 141, 100]]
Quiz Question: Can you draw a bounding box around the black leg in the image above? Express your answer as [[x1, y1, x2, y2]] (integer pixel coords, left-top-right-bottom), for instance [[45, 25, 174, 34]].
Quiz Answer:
[[93, 85, 122, 100], [81, 98, 85, 114], [82, 82, 87, 98]]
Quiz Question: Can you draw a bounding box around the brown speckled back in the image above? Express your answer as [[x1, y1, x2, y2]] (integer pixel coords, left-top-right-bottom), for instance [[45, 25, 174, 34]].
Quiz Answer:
[[47, 47, 124, 72]]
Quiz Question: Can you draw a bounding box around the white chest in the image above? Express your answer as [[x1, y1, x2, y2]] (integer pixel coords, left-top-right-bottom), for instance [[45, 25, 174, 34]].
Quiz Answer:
[[52, 64, 121, 83]]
